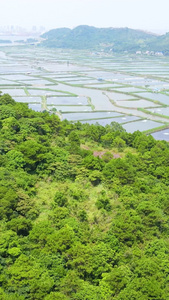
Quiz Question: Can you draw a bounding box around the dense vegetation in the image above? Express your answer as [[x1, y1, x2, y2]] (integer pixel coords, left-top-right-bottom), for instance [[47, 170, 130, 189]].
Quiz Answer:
[[41, 25, 169, 54], [1, 92, 169, 299]]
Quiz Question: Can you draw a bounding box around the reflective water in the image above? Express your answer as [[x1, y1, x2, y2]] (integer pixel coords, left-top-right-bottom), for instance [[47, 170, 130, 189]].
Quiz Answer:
[[81, 115, 140, 126], [0, 88, 26, 95], [151, 129, 169, 141], [62, 111, 122, 121], [13, 96, 41, 103], [49, 105, 92, 112], [148, 107, 169, 116], [123, 120, 164, 133], [27, 89, 66, 96], [47, 96, 88, 105], [136, 92, 169, 105], [28, 103, 42, 111], [106, 91, 137, 101], [115, 99, 159, 108]]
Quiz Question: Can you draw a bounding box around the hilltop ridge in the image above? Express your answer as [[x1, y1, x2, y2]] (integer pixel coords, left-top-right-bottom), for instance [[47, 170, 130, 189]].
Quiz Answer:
[[41, 25, 169, 54]]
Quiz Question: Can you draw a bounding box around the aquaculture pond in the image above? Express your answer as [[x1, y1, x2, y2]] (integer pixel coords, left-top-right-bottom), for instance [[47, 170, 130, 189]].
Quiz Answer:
[[47, 96, 88, 105], [0, 79, 21, 85], [80, 115, 140, 126], [21, 79, 54, 85], [84, 83, 123, 89], [49, 105, 92, 112], [148, 107, 169, 116], [151, 129, 169, 141], [122, 120, 164, 133], [115, 87, 146, 93], [0, 88, 27, 96], [27, 89, 66, 96], [62, 111, 123, 121], [60, 77, 94, 82], [28, 103, 42, 111], [64, 79, 102, 85], [137, 92, 169, 105], [41, 62, 91, 72], [13, 96, 41, 103], [1, 74, 34, 81], [115, 99, 159, 108], [106, 91, 137, 101], [55, 83, 114, 110]]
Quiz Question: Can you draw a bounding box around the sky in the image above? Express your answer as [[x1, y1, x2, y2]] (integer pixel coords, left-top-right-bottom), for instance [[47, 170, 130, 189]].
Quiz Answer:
[[1, 0, 169, 34]]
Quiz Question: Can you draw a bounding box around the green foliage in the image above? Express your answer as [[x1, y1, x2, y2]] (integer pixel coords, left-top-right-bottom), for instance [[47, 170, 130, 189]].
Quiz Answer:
[[112, 136, 126, 151], [96, 190, 111, 211], [7, 217, 32, 236], [89, 170, 103, 186], [17, 139, 48, 171], [83, 154, 104, 171], [0, 93, 16, 106], [0, 186, 18, 220], [54, 191, 68, 207], [103, 157, 136, 184], [5, 150, 25, 169], [5, 254, 54, 299], [1, 95, 169, 299], [1, 117, 20, 138], [78, 210, 88, 222]]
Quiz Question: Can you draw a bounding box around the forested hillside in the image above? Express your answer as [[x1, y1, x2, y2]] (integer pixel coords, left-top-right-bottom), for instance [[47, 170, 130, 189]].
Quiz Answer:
[[1, 93, 169, 299], [41, 25, 169, 54], [41, 25, 156, 51]]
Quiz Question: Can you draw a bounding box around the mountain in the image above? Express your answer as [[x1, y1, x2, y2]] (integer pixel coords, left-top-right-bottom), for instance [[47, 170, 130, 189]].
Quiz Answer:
[[40, 25, 169, 53], [147, 32, 169, 55]]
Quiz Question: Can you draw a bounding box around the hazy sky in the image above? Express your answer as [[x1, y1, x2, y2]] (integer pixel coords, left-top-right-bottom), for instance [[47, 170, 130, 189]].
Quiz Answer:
[[1, 0, 169, 33]]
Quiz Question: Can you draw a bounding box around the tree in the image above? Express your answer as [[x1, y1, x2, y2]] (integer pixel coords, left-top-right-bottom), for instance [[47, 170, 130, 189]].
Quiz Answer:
[[112, 136, 126, 151], [1, 117, 20, 136], [6, 254, 54, 299], [68, 131, 80, 154], [89, 170, 103, 186], [83, 155, 104, 171], [96, 190, 111, 211], [17, 140, 48, 171], [5, 150, 25, 169], [54, 191, 68, 207], [103, 158, 135, 184], [0, 93, 16, 106]]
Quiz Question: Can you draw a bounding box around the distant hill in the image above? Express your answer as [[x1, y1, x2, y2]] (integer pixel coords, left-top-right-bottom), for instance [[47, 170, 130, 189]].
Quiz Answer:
[[146, 32, 169, 55], [40, 25, 169, 54]]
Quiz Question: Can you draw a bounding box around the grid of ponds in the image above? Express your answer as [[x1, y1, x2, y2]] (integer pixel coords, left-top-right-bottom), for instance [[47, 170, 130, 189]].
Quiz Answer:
[[0, 45, 169, 139]]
